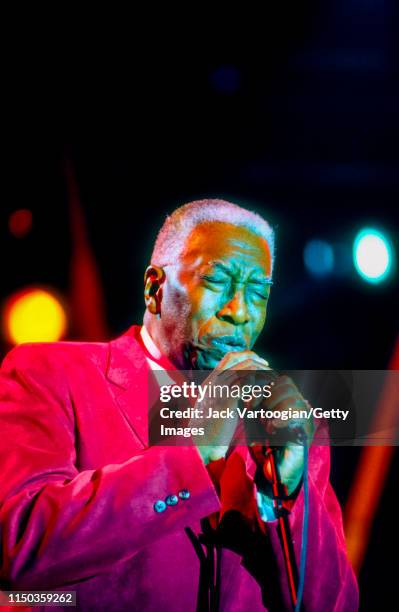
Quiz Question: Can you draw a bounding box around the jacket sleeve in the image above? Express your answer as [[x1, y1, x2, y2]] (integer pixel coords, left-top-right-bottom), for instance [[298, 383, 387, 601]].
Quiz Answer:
[[0, 344, 220, 589], [265, 437, 360, 611]]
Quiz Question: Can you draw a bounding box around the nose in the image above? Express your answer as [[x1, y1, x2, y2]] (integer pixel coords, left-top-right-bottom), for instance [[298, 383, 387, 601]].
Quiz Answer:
[[216, 287, 249, 326]]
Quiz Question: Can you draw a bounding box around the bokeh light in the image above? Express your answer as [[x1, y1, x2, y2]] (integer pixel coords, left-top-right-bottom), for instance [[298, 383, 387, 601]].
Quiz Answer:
[[303, 239, 334, 277], [8, 209, 33, 238], [3, 288, 67, 345], [353, 228, 393, 284]]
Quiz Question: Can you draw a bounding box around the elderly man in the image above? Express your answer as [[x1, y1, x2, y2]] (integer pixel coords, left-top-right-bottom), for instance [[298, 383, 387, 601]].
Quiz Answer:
[[0, 199, 358, 611]]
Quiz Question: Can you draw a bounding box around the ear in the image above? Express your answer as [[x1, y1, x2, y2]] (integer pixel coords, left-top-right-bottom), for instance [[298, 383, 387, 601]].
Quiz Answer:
[[144, 265, 166, 315]]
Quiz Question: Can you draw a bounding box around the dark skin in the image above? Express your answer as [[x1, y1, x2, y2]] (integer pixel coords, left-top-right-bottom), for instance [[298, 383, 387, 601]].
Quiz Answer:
[[144, 221, 314, 502]]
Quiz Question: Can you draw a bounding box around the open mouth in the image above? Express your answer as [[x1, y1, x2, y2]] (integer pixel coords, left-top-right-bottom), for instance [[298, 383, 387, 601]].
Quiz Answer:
[[189, 337, 247, 369]]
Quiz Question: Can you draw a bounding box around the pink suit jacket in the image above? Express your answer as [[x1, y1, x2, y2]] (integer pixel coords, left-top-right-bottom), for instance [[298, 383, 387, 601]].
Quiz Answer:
[[0, 326, 359, 611]]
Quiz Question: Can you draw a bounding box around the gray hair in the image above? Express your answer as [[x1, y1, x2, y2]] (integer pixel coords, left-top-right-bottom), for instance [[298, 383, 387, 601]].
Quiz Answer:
[[151, 198, 275, 272]]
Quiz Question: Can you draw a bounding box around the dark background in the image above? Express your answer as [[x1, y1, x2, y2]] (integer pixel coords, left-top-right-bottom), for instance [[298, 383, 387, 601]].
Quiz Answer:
[[2, 2, 398, 609]]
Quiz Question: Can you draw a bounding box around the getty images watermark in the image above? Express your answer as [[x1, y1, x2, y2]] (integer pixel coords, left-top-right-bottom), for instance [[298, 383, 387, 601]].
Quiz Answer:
[[158, 381, 349, 427], [148, 370, 399, 446]]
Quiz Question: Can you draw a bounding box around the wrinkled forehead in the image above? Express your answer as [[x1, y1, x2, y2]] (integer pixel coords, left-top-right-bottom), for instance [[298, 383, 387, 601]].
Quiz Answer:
[[179, 221, 272, 276]]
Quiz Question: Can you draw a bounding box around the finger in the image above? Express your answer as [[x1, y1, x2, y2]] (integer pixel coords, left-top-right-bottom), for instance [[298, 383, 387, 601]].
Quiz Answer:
[[210, 361, 272, 392], [217, 350, 270, 371], [263, 384, 303, 411], [222, 365, 275, 397]]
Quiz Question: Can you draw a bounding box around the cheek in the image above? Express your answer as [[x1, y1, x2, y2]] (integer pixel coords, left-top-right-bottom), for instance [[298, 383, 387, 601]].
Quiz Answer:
[[250, 304, 268, 334], [189, 288, 220, 319], [187, 291, 222, 338], [164, 279, 189, 310], [161, 286, 191, 335]]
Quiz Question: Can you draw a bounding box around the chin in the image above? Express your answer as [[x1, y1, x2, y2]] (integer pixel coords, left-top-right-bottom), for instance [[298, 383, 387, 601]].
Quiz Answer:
[[186, 347, 217, 370], [195, 350, 222, 370]]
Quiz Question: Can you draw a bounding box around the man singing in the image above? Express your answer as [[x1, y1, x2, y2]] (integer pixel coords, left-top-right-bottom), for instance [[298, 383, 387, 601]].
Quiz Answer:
[[0, 199, 359, 610]]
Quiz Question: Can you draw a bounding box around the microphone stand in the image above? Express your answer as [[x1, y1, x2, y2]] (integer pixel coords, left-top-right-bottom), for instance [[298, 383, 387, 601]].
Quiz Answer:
[[263, 444, 299, 610]]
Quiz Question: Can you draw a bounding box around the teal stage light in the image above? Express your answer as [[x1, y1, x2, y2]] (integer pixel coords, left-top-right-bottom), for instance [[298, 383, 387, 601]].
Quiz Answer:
[[353, 228, 393, 284]]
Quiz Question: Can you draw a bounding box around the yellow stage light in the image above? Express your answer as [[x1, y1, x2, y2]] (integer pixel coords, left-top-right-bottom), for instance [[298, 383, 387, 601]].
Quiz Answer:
[[3, 288, 67, 345]]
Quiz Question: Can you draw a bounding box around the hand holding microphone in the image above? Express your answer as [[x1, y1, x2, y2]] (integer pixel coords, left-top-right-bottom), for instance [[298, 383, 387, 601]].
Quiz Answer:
[[249, 374, 315, 497], [191, 349, 270, 466], [190, 346, 315, 496]]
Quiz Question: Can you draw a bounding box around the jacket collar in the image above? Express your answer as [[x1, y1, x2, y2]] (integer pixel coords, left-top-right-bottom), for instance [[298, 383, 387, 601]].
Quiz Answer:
[[106, 325, 148, 390], [105, 325, 150, 446]]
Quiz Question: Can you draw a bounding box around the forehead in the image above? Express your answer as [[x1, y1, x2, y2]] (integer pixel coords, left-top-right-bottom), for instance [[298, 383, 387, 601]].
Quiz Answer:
[[180, 221, 272, 276]]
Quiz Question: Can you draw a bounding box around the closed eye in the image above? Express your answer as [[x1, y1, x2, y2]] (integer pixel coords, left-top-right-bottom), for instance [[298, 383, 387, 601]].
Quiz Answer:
[[248, 283, 271, 300], [199, 275, 228, 284]]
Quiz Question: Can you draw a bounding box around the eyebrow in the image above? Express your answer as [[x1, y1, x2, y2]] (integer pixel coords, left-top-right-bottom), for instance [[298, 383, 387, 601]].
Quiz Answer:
[[206, 261, 232, 274], [204, 261, 273, 284]]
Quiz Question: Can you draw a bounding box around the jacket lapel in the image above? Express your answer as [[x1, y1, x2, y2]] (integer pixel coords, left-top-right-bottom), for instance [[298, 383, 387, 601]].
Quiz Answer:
[[105, 325, 150, 447]]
